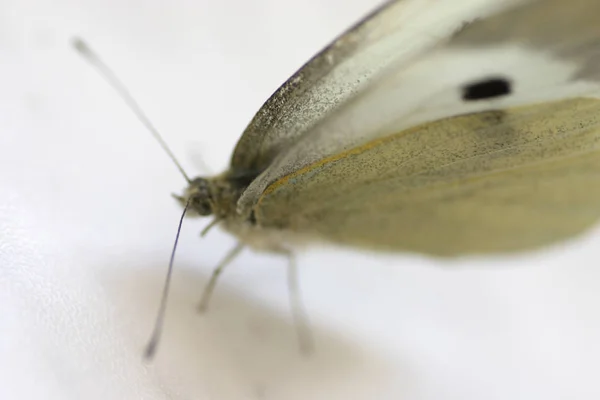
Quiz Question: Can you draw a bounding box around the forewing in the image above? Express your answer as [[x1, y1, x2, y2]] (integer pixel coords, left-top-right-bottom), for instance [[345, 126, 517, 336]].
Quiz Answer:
[[238, 0, 600, 216], [230, 0, 511, 174]]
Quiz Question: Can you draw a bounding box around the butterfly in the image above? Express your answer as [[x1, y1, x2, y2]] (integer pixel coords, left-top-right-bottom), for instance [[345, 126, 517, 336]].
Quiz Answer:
[[182, 0, 600, 256], [75, 0, 600, 356]]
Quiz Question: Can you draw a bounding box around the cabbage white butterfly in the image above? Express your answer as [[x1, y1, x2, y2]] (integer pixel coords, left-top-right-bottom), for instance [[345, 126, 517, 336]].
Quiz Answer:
[[75, 0, 600, 356]]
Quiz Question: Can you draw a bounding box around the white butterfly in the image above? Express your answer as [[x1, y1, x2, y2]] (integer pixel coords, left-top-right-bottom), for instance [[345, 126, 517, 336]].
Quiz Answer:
[[173, 0, 600, 257], [76, 0, 600, 355]]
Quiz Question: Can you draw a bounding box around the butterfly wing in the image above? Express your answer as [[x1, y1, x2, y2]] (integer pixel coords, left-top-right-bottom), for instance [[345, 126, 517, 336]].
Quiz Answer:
[[236, 0, 600, 221], [229, 0, 511, 175], [254, 98, 600, 256]]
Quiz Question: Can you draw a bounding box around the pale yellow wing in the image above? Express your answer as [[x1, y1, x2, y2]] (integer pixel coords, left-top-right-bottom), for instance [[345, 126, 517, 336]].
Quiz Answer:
[[254, 98, 600, 256]]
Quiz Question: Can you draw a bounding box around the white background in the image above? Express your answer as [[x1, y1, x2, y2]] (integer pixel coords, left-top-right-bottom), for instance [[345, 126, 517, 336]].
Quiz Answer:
[[2, 0, 600, 399]]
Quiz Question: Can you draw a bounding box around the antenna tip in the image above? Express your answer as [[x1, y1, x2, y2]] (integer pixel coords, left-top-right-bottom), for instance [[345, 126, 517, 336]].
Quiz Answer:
[[71, 37, 91, 55], [143, 340, 158, 361]]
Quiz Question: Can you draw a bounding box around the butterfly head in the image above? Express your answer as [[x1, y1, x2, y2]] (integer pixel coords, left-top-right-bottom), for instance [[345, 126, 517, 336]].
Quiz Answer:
[[177, 177, 215, 216], [177, 174, 248, 219]]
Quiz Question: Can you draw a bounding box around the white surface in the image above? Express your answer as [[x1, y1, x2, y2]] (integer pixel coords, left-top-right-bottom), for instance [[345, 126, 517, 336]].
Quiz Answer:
[[2, 0, 600, 399]]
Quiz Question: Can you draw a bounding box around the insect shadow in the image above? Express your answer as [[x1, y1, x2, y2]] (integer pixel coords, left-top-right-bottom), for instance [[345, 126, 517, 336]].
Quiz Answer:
[[99, 254, 410, 399]]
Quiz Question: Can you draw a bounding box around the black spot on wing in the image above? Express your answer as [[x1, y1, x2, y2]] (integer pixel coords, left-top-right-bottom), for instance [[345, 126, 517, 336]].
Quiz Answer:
[[462, 77, 512, 101]]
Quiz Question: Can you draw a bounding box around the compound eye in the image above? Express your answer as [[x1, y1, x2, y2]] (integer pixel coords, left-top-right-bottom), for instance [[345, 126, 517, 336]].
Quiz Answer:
[[192, 197, 212, 216]]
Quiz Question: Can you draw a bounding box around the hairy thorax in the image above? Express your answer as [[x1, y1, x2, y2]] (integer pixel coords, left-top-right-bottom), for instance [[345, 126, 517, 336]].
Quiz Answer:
[[181, 171, 312, 254]]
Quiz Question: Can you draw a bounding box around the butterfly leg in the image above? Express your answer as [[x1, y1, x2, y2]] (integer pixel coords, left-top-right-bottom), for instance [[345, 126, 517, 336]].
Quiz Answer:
[[197, 242, 245, 313], [284, 251, 314, 355]]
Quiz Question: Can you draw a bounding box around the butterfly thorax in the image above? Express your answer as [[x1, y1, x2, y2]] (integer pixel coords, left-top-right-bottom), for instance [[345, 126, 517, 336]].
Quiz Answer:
[[180, 172, 311, 253]]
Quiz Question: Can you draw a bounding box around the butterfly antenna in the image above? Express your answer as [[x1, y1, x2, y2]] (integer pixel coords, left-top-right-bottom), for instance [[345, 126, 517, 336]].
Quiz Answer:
[[144, 199, 191, 359], [71, 37, 191, 183]]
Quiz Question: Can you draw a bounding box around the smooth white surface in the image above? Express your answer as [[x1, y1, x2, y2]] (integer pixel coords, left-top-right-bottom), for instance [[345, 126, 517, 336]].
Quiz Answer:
[[2, 1, 600, 399]]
